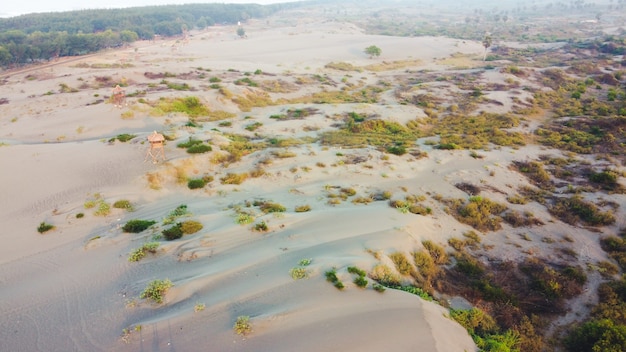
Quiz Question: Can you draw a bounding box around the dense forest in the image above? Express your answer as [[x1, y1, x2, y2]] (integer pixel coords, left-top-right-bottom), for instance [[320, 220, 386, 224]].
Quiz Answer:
[[0, 3, 299, 68]]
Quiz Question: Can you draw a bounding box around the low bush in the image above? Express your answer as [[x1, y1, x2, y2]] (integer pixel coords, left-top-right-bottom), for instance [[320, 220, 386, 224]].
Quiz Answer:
[[187, 144, 212, 154], [177, 138, 203, 149], [354, 275, 368, 288], [37, 222, 55, 233], [180, 220, 203, 234], [162, 224, 183, 240], [295, 204, 311, 212], [347, 266, 367, 277], [123, 219, 156, 233], [187, 178, 206, 189], [253, 221, 268, 232], [325, 268, 345, 290]]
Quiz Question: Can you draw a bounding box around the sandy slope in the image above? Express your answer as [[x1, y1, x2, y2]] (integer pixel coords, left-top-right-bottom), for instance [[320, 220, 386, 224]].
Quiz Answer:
[[0, 15, 516, 352]]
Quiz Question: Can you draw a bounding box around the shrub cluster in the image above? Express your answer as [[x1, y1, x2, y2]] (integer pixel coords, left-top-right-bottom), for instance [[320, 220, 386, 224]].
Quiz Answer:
[[443, 196, 507, 232], [549, 195, 615, 226]]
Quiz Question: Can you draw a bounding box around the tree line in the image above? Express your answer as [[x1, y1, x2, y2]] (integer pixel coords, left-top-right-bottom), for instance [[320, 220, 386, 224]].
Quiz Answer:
[[0, 3, 298, 68]]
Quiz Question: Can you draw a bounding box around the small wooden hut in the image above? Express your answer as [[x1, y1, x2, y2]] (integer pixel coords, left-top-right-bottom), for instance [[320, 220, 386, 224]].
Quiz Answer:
[[145, 131, 166, 163]]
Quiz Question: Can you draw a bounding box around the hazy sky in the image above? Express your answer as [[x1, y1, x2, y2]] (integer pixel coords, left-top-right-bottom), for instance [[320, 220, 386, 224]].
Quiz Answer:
[[1, 0, 289, 17]]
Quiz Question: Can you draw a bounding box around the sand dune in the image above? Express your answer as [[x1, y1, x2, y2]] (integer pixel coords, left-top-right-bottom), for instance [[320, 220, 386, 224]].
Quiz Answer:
[[0, 14, 517, 352]]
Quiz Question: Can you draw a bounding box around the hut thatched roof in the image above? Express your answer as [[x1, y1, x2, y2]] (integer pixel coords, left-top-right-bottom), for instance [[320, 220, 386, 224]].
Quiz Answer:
[[147, 131, 164, 143]]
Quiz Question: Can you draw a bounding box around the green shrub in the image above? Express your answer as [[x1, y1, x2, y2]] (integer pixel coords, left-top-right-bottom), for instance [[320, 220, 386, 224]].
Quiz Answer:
[[37, 222, 55, 233], [325, 269, 344, 290], [123, 219, 156, 233], [347, 266, 367, 277], [386, 144, 407, 155], [163, 205, 189, 225], [114, 133, 135, 142], [234, 316, 252, 336], [354, 275, 368, 288], [177, 138, 203, 149], [186, 144, 212, 154], [549, 195, 615, 226], [253, 221, 268, 232], [187, 178, 206, 189], [373, 283, 386, 292], [140, 279, 173, 304], [162, 224, 183, 240], [388, 285, 433, 301], [298, 258, 312, 266], [325, 269, 339, 282], [565, 319, 626, 352]]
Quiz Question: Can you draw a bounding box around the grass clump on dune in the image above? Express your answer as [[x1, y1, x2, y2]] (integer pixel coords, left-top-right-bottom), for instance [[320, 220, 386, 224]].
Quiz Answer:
[[128, 242, 160, 262], [140, 279, 173, 304], [234, 316, 252, 336]]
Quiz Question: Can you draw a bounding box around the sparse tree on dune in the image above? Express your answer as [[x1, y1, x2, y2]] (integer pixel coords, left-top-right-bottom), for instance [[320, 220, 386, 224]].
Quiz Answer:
[[237, 27, 246, 38], [364, 45, 382, 59]]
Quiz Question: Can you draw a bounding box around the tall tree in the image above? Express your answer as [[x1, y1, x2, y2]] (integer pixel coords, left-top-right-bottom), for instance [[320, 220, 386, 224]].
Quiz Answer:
[[237, 27, 246, 38], [364, 45, 382, 59], [482, 35, 492, 61]]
